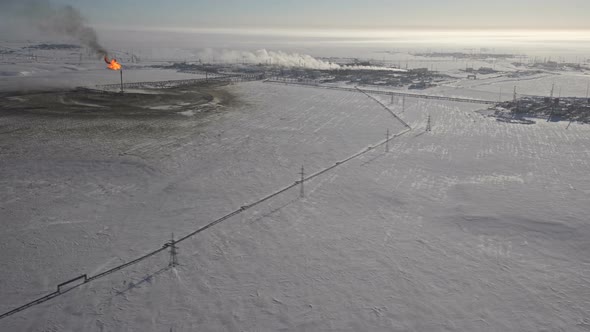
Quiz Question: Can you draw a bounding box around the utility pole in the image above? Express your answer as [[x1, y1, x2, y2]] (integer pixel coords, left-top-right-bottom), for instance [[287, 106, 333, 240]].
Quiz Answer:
[[513, 86, 517, 103], [120, 70, 124, 93], [426, 114, 432, 132], [550, 83, 555, 99], [402, 95, 406, 112], [168, 233, 178, 268], [391, 93, 394, 104], [299, 165, 305, 198], [513, 86, 519, 112], [386, 129, 390, 153]]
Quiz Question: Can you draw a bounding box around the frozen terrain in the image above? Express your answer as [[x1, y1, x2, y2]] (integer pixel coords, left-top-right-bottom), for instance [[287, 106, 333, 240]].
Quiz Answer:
[[1, 33, 590, 330], [1, 78, 589, 331]]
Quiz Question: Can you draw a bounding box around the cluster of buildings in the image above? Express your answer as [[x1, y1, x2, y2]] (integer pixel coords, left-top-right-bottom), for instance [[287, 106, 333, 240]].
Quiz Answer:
[[497, 96, 590, 123]]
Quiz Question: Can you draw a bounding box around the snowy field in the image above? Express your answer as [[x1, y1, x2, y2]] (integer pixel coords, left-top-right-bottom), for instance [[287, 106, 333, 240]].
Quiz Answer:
[[350, 69, 589, 103], [2, 32, 590, 330], [1, 77, 589, 331], [0, 61, 206, 91], [0, 42, 207, 91]]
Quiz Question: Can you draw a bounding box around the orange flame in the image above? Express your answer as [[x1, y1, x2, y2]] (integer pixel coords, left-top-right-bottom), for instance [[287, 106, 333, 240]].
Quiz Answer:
[[104, 55, 122, 71]]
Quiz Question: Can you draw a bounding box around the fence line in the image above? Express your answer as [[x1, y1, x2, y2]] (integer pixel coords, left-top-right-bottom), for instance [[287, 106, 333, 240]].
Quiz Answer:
[[0, 82, 412, 321], [355, 87, 412, 129], [264, 78, 497, 105], [96, 74, 264, 91]]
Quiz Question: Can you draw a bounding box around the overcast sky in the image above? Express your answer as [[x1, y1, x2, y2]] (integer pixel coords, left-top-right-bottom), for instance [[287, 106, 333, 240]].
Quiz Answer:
[[48, 0, 590, 30]]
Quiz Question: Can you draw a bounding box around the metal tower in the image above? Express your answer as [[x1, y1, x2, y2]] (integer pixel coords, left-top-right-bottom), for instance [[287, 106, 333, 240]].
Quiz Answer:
[[513, 86, 517, 103], [168, 233, 178, 268], [299, 165, 305, 198]]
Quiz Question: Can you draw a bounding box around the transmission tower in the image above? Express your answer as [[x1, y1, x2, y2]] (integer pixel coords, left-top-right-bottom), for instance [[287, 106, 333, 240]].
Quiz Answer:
[[168, 233, 179, 268], [513, 86, 517, 103], [426, 115, 432, 132], [402, 95, 406, 112], [299, 165, 305, 198]]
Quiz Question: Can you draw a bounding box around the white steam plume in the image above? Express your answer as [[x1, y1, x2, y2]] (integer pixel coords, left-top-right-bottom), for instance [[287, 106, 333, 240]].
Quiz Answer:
[[197, 49, 406, 72]]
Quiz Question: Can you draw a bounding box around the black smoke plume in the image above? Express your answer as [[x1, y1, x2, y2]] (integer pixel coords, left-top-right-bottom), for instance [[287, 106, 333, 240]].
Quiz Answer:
[[0, 0, 107, 57]]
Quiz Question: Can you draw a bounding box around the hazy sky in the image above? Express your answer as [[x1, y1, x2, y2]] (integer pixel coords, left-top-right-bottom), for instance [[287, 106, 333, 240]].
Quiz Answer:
[[50, 0, 590, 30]]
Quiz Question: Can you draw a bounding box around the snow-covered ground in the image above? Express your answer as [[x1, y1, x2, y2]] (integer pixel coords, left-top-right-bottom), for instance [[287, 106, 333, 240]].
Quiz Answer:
[[0, 42, 207, 91], [350, 70, 589, 102], [1, 78, 589, 330], [2, 34, 590, 330], [0, 61, 205, 91]]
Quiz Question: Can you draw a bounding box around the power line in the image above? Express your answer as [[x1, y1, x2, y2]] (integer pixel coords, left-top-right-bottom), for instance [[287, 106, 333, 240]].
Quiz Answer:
[[266, 80, 497, 105], [0, 84, 414, 321], [355, 87, 412, 129]]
